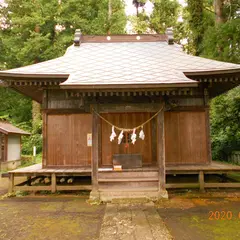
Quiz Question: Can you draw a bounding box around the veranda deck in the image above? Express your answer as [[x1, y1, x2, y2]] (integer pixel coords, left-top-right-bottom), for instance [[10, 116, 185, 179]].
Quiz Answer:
[[7, 161, 240, 193]]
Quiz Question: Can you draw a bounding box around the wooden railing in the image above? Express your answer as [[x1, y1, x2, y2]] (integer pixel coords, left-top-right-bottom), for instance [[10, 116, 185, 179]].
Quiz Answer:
[[228, 151, 240, 165]]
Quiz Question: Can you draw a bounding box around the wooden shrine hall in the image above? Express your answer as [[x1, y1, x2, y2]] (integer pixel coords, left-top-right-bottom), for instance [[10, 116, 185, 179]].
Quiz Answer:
[[0, 29, 240, 201]]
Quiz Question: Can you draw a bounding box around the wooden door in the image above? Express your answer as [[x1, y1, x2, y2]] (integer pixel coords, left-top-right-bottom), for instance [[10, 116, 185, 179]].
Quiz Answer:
[[101, 112, 152, 166], [47, 114, 92, 167], [165, 111, 208, 165]]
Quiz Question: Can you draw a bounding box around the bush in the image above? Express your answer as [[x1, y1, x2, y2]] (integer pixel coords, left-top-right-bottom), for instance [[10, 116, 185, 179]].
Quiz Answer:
[[210, 87, 240, 161]]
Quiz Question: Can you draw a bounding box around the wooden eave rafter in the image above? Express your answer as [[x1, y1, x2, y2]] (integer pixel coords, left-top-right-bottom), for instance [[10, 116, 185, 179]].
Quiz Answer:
[[65, 88, 194, 97], [60, 82, 198, 90], [184, 68, 240, 76], [185, 69, 240, 82]]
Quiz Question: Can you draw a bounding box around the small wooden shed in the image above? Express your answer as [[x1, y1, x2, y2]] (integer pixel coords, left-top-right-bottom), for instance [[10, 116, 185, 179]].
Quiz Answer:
[[0, 121, 30, 170]]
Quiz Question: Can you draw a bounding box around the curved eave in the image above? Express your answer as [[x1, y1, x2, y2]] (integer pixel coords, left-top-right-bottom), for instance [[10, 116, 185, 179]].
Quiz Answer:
[[0, 72, 69, 80], [60, 82, 198, 89], [184, 68, 240, 76]]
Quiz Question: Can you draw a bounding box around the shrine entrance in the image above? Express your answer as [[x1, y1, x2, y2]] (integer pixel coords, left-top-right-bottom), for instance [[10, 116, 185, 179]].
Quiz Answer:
[[101, 112, 156, 167]]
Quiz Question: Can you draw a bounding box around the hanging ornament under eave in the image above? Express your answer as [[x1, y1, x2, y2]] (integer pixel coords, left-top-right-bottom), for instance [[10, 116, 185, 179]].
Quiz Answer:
[[118, 130, 124, 144], [131, 128, 137, 144], [110, 126, 117, 142], [139, 126, 145, 140]]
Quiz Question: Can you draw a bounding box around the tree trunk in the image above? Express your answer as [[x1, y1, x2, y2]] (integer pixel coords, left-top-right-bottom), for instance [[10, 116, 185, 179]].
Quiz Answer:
[[32, 24, 42, 129], [32, 101, 41, 128], [107, 0, 112, 34], [108, 0, 112, 20], [214, 0, 225, 23]]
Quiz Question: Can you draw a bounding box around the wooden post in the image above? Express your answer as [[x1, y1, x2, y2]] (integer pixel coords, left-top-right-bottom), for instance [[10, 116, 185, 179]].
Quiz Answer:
[[42, 90, 48, 168], [51, 173, 56, 193], [8, 173, 14, 193], [204, 88, 212, 164], [4, 135, 8, 161], [90, 109, 100, 200], [157, 103, 168, 198], [199, 171, 205, 192], [42, 112, 47, 167], [27, 176, 31, 186], [151, 118, 157, 163]]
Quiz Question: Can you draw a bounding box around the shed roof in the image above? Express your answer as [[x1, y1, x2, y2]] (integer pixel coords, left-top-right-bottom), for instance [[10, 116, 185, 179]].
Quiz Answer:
[[0, 121, 30, 135], [0, 34, 239, 90]]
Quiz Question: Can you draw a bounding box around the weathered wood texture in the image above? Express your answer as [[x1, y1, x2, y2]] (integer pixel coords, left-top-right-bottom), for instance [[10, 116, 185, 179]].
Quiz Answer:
[[157, 105, 166, 191], [101, 113, 152, 166], [47, 90, 84, 109], [165, 111, 208, 164], [92, 111, 99, 190], [4, 135, 8, 162], [46, 114, 92, 167], [0, 133, 4, 161], [8, 173, 14, 193]]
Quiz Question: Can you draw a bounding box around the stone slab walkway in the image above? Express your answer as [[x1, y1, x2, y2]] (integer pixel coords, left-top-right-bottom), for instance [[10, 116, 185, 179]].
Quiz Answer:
[[99, 202, 173, 240]]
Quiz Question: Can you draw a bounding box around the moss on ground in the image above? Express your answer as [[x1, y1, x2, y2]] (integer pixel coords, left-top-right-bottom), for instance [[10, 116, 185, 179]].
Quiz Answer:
[[183, 208, 240, 240]]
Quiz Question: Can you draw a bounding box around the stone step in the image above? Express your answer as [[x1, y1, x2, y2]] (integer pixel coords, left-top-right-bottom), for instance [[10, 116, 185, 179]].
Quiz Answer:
[[99, 187, 159, 192]]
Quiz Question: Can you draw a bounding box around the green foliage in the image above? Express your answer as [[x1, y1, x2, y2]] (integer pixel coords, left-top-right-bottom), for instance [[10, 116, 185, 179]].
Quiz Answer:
[[210, 87, 240, 161], [0, 0, 127, 68], [202, 18, 240, 63], [0, 87, 32, 124], [149, 0, 180, 34], [128, 12, 150, 34], [186, 0, 204, 55]]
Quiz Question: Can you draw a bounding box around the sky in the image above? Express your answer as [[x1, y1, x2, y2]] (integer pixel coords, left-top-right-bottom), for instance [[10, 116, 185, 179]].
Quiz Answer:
[[125, 0, 187, 16]]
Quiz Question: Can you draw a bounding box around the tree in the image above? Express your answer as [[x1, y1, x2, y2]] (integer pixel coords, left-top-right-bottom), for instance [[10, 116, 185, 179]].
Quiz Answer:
[[0, 0, 127, 69], [186, 0, 205, 55], [210, 87, 240, 161], [204, 1, 240, 161], [132, 0, 147, 16], [202, 18, 240, 63], [214, 0, 225, 23], [0, 0, 127, 154], [149, 0, 180, 34]]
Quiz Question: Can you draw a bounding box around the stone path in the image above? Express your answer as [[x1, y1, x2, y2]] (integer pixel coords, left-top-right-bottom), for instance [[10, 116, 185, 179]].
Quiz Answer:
[[99, 202, 173, 240]]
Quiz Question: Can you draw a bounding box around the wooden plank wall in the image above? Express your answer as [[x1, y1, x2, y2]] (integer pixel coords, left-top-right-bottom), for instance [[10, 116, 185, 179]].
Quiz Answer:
[[165, 111, 208, 165], [0, 133, 3, 161], [101, 113, 153, 166], [46, 114, 92, 167], [47, 90, 84, 109]]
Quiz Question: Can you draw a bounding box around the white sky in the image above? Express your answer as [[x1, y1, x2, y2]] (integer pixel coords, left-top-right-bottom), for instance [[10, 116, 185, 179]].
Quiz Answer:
[[125, 0, 187, 16]]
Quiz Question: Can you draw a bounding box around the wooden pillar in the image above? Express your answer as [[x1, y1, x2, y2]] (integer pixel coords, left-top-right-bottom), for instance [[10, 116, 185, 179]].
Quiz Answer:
[[151, 118, 157, 163], [199, 171, 205, 192], [42, 89, 48, 168], [157, 103, 168, 198], [42, 112, 47, 167], [4, 135, 8, 161], [8, 173, 14, 193], [204, 88, 212, 163], [90, 110, 100, 200], [51, 173, 56, 193]]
